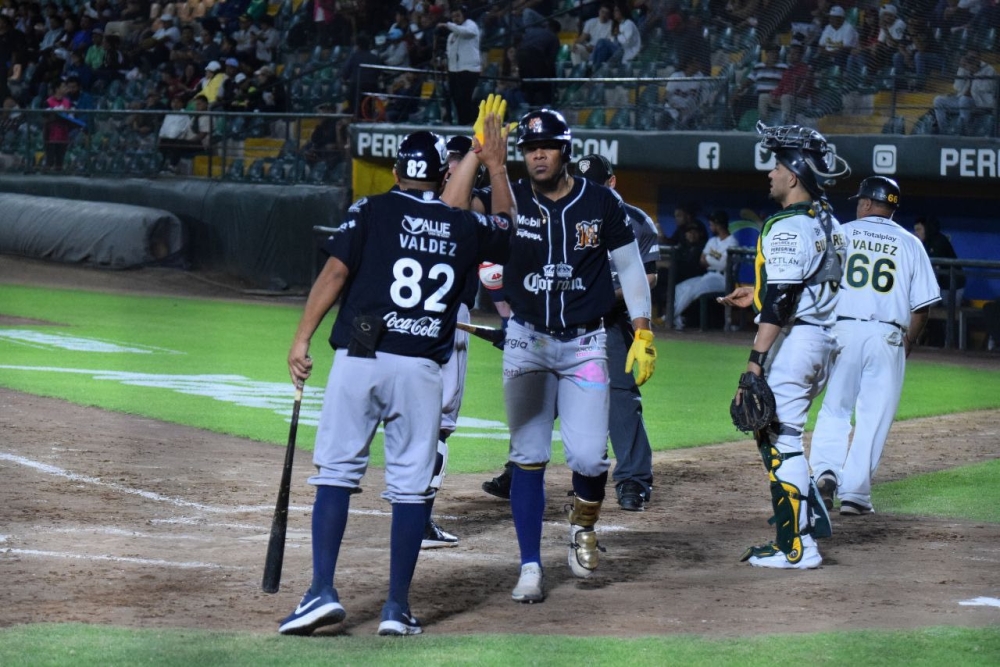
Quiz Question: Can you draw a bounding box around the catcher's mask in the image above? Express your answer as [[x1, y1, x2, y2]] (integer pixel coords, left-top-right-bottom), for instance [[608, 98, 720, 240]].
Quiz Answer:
[[756, 120, 851, 197]]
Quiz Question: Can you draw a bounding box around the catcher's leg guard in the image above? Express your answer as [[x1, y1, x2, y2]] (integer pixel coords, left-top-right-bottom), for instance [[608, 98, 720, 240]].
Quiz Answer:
[[752, 437, 813, 562], [567, 496, 604, 578], [806, 476, 833, 539], [429, 440, 448, 491]]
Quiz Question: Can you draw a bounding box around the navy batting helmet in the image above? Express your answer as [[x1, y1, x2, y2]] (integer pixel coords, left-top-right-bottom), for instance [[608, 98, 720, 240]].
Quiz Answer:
[[849, 176, 900, 208], [516, 109, 572, 161], [757, 121, 851, 197], [446, 135, 473, 157], [395, 130, 448, 182]]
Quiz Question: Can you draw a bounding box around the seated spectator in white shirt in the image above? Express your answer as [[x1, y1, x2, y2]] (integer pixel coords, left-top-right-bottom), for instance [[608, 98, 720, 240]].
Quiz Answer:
[[672, 210, 740, 331]]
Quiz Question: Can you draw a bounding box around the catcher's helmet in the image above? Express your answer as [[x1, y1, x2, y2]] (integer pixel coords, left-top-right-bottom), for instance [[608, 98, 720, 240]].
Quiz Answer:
[[516, 109, 573, 161], [757, 121, 850, 197], [849, 176, 900, 208], [395, 130, 448, 181]]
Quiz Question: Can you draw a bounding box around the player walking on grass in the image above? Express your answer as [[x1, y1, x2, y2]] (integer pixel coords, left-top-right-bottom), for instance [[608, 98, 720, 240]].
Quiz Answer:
[[453, 109, 657, 601], [278, 117, 515, 637], [809, 177, 940, 516], [720, 121, 849, 570]]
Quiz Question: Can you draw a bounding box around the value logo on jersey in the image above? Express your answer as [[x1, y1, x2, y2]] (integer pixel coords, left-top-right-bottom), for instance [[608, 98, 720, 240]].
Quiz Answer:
[[401, 216, 451, 238], [698, 142, 720, 170], [574, 220, 600, 249]]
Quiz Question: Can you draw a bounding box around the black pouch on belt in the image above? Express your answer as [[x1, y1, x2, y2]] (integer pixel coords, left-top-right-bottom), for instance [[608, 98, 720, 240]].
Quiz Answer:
[[347, 315, 384, 358]]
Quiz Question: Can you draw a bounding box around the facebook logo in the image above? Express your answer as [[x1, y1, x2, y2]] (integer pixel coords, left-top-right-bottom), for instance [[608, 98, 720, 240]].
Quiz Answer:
[[698, 142, 720, 170]]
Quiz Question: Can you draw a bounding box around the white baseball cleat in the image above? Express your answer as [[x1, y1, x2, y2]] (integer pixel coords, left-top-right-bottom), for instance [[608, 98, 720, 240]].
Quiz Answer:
[[511, 562, 545, 603], [744, 535, 822, 570]]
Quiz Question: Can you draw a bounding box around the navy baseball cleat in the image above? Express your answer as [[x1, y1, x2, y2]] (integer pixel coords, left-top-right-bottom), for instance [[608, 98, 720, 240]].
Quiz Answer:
[[816, 471, 837, 511], [278, 588, 346, 636], [377, 603, 422, 636], [421, 519, 458, 549], [615, 480, 647, 512], [482, 462, 513, 499]]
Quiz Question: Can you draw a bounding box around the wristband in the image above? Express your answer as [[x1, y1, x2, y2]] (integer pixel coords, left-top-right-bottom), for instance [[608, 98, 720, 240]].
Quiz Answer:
[[748, 349, 768, 367]]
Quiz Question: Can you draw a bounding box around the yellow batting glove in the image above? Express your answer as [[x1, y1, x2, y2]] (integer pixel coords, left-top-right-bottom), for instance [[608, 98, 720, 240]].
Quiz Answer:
[[473, 94, 508, 145], [626, 329, 657, 386]]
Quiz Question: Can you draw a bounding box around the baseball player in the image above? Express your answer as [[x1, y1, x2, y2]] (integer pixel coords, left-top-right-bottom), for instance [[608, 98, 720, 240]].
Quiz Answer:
[[575, 154, 661, 511], [421, 135, 490, 549], [720, 121, 850, 570], [671, 210, 739, 331], [455, 109, 657, 602], [809, 177, 940, 515], [480, 155, 660, 512], [279, 120, 515, 637]]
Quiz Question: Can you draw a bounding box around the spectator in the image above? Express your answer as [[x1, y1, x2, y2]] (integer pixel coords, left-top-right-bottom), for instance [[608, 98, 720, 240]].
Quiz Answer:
[[515, 13, 558, 106], [226, 71, 252, 110], [0, 95, 24, 169], [254, 14, 279, 66], [652, 202, 706, 321], [84, 27, 106, 70], [914, 216, 966, 310], [231, 13, 258, 62], [169, 24, 202, 68], [44, 79, 74, 171], [157, 92, 211, 172], [862, 3, 907, 75], [591, 3, 641, 67], [219, 57, 243, 105], [664, 55, 709, 129], [815, 5, 857, 70], [757, 41, 813, 124], [442, 3, 480, 125], [671, 209, 739, 331], [340, 32, 380, 115], [128, 90, 167, 148], [893, 21, 941, 92], [730, 45, 786, 127], [385, 69, 420, 122], [410, 7, 443, 68], [381, 26, 410, 67], [252, 64, 287, 113], [299, 102, 340, 167], [135, 11, 181, 70], [193, 59, 226, 103], [933, 50, 997, 133], [0, 15, 26, 70], [571, 2, 614, 67], [93, 33, 126, 86], [63, 49, 93, 90], [675, 11, 712, 75]]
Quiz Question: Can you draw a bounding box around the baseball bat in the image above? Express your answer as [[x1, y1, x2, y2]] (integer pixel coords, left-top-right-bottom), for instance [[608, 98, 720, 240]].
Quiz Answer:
[[261, 384, 304, 594], [456, 321, 506, 346]]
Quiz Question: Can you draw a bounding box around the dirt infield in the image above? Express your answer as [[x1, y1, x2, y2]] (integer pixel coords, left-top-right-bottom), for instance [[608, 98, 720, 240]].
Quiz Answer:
[[1, 256, 999, 637]]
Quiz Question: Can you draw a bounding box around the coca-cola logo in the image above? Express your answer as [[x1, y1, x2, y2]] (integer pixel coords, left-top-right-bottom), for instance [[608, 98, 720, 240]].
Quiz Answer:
[[383, 311, 443, 338]]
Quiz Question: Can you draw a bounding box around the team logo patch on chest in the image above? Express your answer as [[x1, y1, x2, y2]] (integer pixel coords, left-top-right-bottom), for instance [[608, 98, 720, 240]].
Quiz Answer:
[[574, 219, 601, 249]]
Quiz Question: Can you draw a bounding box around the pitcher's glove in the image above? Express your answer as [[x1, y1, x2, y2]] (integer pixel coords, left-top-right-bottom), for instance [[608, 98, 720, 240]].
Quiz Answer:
[[730, 372, 776, 433]]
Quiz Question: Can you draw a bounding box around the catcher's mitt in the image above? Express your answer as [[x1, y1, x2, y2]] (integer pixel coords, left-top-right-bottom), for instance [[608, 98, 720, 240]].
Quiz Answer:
[[730, 372, 776, 433]]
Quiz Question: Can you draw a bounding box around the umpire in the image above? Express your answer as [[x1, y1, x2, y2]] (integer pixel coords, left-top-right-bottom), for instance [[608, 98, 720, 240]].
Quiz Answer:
[[576, 154, 660, 511]]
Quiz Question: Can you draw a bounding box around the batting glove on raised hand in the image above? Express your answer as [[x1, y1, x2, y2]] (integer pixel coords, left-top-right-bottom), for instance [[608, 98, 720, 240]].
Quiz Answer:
[[626, 329, 656, 386], [472, 93, 509, 148]]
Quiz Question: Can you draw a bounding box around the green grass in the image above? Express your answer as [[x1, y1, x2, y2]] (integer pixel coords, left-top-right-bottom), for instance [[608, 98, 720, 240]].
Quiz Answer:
[[2, 284, 1000, 473], [0, 624, 998, 667], [876, 458, 1000, 523]]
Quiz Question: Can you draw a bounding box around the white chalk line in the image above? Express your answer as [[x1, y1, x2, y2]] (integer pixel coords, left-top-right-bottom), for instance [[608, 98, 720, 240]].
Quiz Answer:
[[2, 548, 238, 570], [959, 597, 1000, 608], [0, 451, 266, 514]]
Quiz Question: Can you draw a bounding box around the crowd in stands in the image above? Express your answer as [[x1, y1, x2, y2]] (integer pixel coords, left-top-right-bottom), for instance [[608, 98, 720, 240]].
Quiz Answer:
[[3, 0, 1000, 177]]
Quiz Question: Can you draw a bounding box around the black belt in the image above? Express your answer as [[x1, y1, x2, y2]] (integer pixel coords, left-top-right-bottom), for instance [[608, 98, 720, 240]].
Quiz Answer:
[[512, 315, 604, 340], [837, 316, 904, 331], [791, 319, 829, 329]]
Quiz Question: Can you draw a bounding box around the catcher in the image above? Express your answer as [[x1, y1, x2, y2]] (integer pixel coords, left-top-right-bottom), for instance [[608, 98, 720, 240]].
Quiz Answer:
[[720, 121, 846, 570]]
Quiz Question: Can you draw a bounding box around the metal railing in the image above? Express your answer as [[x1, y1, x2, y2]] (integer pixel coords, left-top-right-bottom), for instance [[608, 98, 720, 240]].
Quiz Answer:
[[0, 107, 352, 184]]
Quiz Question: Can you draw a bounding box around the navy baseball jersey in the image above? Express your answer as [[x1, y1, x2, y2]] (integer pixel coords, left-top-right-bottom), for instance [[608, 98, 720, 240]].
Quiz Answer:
[[611, 202, 661, 288], [480, 177, 635, 328], [325, 187, 511, 363]]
